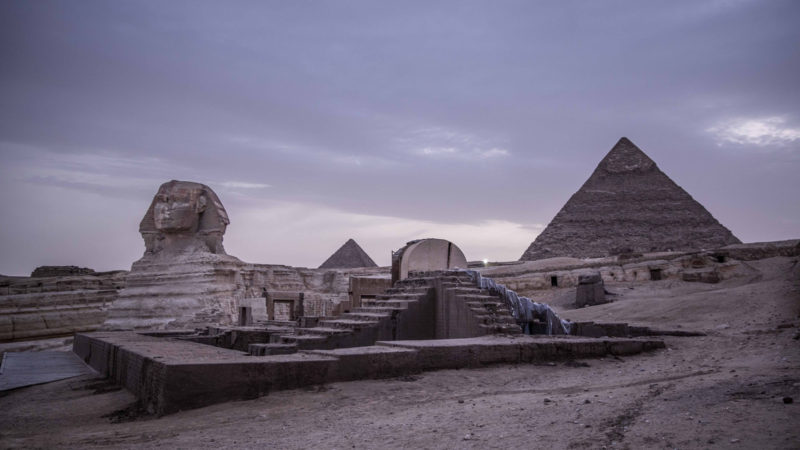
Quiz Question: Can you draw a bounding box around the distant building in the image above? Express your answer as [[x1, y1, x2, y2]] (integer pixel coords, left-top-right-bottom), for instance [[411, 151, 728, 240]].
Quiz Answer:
[[319, 239, 378, 269]]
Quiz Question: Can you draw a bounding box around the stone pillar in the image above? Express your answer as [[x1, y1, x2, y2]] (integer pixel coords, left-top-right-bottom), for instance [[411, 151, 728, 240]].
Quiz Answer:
[[265, 291, 274, 321], [296, 292, 305, 319]]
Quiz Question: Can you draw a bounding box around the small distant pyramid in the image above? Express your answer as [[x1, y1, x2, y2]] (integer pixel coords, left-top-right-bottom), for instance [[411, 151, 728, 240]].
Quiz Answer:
[[319, 239, 378, 269], [520, 137, 741, 261]]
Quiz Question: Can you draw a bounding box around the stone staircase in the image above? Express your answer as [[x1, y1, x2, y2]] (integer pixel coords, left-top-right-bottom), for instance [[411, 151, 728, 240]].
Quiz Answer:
[[447, 285, 522, 335], [250, 272, 521, 355], [266, 281, 433, 352]]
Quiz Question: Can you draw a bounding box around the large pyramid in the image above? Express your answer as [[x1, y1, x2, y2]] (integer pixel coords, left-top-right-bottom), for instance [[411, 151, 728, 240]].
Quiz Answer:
[[520, 137, 741, 261], [319, 239, 378, 269]]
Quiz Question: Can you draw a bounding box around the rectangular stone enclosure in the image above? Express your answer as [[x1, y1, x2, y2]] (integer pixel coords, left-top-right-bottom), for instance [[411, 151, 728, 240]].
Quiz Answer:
[[73, 331, 664, 415]]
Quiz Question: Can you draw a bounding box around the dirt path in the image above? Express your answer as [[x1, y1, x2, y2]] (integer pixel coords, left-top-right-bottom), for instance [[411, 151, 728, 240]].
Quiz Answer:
[[1, 257, 798, 449]]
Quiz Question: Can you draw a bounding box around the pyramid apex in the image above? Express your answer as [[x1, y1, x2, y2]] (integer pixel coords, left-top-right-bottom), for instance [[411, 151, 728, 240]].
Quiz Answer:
[[599, 137, 655, 174], [319, 239, 378, 269]]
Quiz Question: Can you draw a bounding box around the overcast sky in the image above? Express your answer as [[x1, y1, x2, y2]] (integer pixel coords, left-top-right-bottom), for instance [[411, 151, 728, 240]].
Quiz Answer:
[[1, 0, 798, 275]]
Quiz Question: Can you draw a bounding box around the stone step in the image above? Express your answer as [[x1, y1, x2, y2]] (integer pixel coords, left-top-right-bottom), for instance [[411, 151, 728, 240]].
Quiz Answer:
[[459, 294, 498, 302], [248, 343, 298, 356], [374, 293, 425, 300], [436, 276, 474, 283], [319, 319, 379, 329], [472, 311, 507, 321], [473, 314, 517, 324], [264, 325, 297, 334], [277, 335, 330, 349], [396, 275, 470, 287], [468, 307, 511, 317], [353, 306, 406, 314], [265, 320, 297, 327], [394, 277, 437, 287], [342, 312, 390, 321], [295, 327, 353, 336], [362, 299, 416, 308], [465, 300, 507, 309], [383, 287, 430, 295], [479, 323, 523, 335], [449, 288, 489, 296], [409, 270, 473, 280]]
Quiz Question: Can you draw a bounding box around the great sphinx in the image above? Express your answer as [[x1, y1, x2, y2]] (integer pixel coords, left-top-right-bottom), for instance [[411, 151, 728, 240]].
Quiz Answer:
[[105, 180, 245, 330]]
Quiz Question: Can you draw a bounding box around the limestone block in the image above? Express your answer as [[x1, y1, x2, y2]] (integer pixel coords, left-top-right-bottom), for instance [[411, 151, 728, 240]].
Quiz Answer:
[[575, 272, 607, 307], [0, 315, 13, 340], [682, 268, 721, 283]]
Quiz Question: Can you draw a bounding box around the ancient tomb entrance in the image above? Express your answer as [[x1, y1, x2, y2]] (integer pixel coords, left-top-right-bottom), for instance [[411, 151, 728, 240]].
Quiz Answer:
[[649, 268, 662, 281], [550, 276, 558, 287]]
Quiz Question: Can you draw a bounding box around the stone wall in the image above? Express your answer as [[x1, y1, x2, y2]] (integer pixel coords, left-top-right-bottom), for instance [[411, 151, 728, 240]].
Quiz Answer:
[[240, 264, 389, 319], [2, 265, 390, 341], [714, 239, 800, 261], [348, 276, 393, 310], [0, 272, 126, 341], [30, 265, 95, 278], [481, 251, 746, 295]]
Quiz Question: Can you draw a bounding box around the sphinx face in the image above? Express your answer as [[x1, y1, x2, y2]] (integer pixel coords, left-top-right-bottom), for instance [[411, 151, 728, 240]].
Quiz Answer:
[[153, 186, 205, 233]]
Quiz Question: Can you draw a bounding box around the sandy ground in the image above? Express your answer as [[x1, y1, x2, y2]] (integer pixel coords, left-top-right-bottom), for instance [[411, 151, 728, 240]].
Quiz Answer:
[[1, 257, 798, 449]]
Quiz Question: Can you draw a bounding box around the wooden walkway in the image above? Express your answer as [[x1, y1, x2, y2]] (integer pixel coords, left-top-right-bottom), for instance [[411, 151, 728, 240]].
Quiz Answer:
[[0, 351, 94, 391]]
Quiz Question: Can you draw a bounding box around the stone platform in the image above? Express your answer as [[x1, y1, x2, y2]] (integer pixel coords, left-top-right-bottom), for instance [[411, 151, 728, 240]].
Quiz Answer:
[[73, 331, 664, 415]]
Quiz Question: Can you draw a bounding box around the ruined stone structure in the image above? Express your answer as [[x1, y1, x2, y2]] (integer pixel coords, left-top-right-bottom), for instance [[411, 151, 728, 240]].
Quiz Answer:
[[485, 251, 744, 295], [265, 291, 304, 321], [391, 238, 468, 283], [319, 239, 378, 269], [30, 266, 95, 278], [348, 276, 393, 310], [74, 330, 665, 415], [73, 267, 673, 414], [575, 272, 607, 307], [521, 137, 741, 261]]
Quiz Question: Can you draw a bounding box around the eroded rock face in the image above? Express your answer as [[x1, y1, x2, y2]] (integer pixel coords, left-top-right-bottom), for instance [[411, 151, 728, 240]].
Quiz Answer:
[[30, 266, 95, 278], [0, 271, 125, 341], [106, 180, 245, 330]]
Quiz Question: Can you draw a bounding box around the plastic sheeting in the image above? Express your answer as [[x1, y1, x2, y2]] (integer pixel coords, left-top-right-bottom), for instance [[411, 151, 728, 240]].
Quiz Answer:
[[459, 269, 572, 335]]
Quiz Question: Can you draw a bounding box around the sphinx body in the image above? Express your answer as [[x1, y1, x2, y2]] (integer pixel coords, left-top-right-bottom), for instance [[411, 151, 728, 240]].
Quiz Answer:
[[105, 181, 245, 330]]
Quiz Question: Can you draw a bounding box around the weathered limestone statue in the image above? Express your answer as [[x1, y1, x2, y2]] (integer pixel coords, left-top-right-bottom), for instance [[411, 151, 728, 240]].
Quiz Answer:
[[105, 180, 245, 330], [140, 180, 230, 256]]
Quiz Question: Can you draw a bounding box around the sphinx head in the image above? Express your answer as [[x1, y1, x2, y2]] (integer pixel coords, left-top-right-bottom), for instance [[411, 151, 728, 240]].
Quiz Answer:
[[153, 183, 208, 233], [140, 180, 230, 254]]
